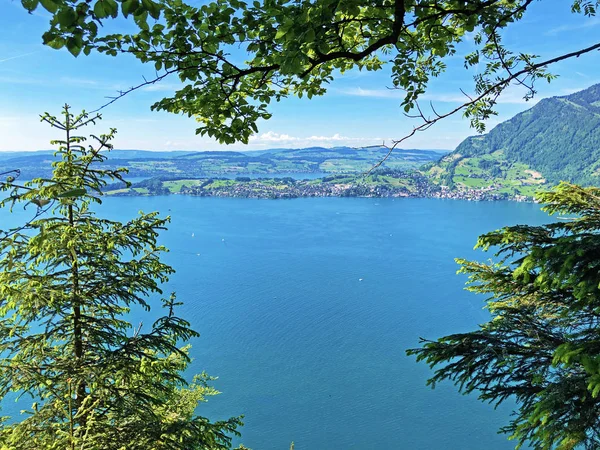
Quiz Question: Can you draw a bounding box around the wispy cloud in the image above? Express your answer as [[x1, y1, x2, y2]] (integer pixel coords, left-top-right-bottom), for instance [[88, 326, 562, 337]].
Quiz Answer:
[[340, 87, 476, 103], [247, 131, 387, 148], [59, 76, 102, 87], [141, 82, 185, 92], [0, 74, 128, 92], [338, 87, 403, 99], [0, 75, 45, 85], [0, 51, 38, 64], [545, 18, 600, 35], [58, 76, 134, 92], [340, 86, 538, 105], [0, 115, 31, 124], [337, 68, 375, 80]]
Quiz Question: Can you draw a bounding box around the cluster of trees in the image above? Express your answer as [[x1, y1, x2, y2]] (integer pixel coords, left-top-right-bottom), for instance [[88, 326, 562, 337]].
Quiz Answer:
[[476, 159, 503, 177], [4, 0, 600, 448], [134, 177, 172, 195]]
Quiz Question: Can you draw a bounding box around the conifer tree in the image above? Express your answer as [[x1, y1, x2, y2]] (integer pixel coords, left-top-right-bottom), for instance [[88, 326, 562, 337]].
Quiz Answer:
[[0, 105, 242, 449], [409, 183, 600, 450]]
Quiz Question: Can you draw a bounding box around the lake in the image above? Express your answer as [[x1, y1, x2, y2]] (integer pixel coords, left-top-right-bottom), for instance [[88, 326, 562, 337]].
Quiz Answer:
[[0, 196, 552, 449]]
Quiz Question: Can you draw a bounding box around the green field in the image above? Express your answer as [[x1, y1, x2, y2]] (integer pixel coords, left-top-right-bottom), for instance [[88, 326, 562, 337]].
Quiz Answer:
[[427, 150, 549, 197]]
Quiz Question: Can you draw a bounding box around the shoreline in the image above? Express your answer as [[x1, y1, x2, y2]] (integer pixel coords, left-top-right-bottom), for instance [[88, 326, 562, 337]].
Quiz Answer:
[[106, 172, 535, 203]]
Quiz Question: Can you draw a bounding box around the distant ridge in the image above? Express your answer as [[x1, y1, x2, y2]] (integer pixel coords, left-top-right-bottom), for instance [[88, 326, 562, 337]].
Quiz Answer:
[[0, 146, 449, 160], [0, 146, 448, 181]]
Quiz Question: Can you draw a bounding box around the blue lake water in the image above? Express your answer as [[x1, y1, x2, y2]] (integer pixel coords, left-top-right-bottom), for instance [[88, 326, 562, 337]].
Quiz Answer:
[[0, 196, 553, 449]]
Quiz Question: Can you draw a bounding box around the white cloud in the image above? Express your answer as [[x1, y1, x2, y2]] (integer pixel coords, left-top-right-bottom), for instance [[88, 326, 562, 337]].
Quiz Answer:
[[248, 131, 387, 148], [249, 131, 299, 142], [338, 87, 403, 99]]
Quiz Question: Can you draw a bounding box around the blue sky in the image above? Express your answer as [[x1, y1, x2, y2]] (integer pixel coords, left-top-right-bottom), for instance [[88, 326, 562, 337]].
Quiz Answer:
[[1, 0, 599, 152]]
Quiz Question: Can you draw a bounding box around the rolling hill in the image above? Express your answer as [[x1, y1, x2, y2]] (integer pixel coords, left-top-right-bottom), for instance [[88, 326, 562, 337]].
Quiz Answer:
[[0, 146, 448, 180]]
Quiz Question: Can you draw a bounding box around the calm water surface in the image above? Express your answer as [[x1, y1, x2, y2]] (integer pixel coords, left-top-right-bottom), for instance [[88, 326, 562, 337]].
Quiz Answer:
[[1, 196, 552, 449]]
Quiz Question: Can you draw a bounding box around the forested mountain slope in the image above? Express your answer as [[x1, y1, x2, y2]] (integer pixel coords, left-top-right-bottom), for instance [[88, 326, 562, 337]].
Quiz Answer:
[[428, 84, 600, 194]]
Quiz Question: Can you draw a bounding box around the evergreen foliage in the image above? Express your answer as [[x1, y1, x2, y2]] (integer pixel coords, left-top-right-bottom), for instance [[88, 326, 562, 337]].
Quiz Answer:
[[0, 105, 242, 449], [409, 182, 600, 449]]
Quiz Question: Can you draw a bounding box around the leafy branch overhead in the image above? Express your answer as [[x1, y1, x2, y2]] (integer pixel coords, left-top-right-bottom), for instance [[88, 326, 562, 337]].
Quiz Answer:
[[20, 0, 600, 144]]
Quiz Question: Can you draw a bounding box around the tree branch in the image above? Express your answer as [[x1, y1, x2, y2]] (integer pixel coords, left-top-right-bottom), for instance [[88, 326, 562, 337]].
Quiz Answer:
[[367, 41, 600, 173]]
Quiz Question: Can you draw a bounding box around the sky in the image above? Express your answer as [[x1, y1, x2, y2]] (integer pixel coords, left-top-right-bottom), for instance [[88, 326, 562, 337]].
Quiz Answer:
[[1, 0, 599, 152]]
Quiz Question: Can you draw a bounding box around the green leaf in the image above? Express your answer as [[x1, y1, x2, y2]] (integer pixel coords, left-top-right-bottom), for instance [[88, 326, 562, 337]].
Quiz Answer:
[[56, 188, 87, 198], [275, 28, 286, 40], [133, 10, 149, 30], [56, 8, 78, 26], [121, 0, 138, 17], [93, 0, 107, 18], [66, 37, 82, 56], [39, 0, 59, 13], [45, 36, 66, 49], [21, 0, 39, 12], [141, 0, 160, 20], [304, 28, 315, 42], [104, 0, 118, 18]]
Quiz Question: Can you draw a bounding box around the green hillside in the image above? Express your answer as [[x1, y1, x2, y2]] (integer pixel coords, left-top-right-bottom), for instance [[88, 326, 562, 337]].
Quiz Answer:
[[0, 146, 447, 180], [428, 83, 600, 194]]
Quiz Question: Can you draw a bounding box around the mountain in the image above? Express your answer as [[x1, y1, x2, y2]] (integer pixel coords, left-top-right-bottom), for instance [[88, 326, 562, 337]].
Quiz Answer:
[[0, 146, 449, 181], [428, 83, 600, 196]]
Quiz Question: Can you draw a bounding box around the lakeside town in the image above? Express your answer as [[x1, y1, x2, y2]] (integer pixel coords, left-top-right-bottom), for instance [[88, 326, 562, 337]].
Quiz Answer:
[[107, 169, 533, 202]]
